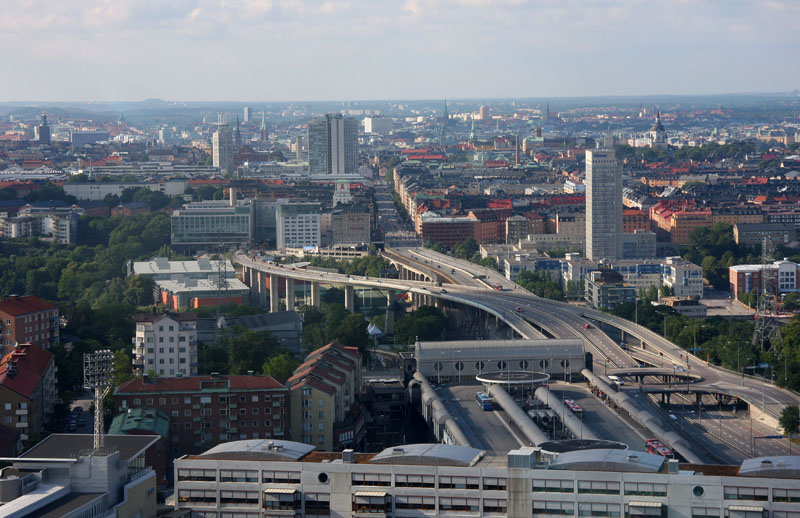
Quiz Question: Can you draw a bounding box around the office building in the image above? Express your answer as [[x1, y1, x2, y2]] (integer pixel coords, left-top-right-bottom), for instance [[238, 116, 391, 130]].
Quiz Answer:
[[276, 202, 322, 250], [133, 312, 198, 377], [734, 223, 797, 246], [331, 204, 371, 245], [174, 441, 800, 518], [114, 374, 289, 456], [132, 257, 237, 282], [0, 344, 56, 448], [505, 215, 530, 244], [243, 106, 251, 123], [585, 269, 635, 310], [213, 123, 235, 176], [0, 434, 159, 518], [729, 259, 800, 298], [586, 149, 622, 261], [308, 114, 358, 176], [0, 296, 59, 351], [662, 256, 704, 299], [70, 130, 110, 147], [170, 201, 253, 251], [363, 116, 393, 134]]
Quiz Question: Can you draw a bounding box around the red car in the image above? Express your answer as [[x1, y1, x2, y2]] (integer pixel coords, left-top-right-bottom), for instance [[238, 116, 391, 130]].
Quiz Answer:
[[584, 323, 592, 329], [514, 307, 523, 313]]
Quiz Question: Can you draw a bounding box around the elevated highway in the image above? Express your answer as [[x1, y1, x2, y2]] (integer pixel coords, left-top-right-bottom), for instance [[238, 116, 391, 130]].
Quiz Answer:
[[233, 248, 800, 421]]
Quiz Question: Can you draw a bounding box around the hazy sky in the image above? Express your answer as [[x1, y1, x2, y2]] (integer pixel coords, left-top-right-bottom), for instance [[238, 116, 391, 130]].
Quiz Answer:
[[2, 0, 798, 102]]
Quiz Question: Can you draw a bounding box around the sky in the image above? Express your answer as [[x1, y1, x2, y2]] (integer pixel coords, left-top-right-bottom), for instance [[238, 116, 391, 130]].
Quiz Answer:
[[1, 0, 798, 102]]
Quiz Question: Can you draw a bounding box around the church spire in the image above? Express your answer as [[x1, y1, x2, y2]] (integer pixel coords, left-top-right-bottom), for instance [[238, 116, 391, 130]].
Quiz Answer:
[[259, 106, 268, 142]]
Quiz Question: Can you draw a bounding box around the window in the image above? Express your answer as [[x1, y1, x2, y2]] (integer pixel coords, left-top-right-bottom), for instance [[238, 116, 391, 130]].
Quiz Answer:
[[395, 474, 435, 488], [318, 399, 324, 407], [533, 479, 574, 493], [305, 493, 331, 515], [578, 480, 620, 495], [351, 473, 391, 486], [439, 497, 480, 512], [159, 398, 166, 405], [773, 489, 800, 503], [302, 399, 312, 408], [252, 395, 259, 402], [578, 503, 620, 517], [3, 403, 9, 411], [178, 490, 215, 504], [439, 475, 480, 489], [177, 468, 216, 482], [220, 469, 258, 483], [625, 482, 667, 497], [484, 477, 507, 491], [318, 423, 324, 431], [692, 509, 721, 518], [723, 486, 768, 501], [171, 397, 178, 404], [534, 500, 575, 516], [484, 499, 507, 513], [220, 490, 259, 506], [184, 397, 191, 404], [252, 408, 259, 415], [395, 495, 435, 510], [171, 410, 178, 417], [133, 399, 141, 406], [184, 409, 191, 416], [262, 471, 300, 483]]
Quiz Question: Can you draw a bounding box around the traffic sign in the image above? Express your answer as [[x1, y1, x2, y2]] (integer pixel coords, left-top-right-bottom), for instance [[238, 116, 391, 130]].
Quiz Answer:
[[758, 362, 770, 369]]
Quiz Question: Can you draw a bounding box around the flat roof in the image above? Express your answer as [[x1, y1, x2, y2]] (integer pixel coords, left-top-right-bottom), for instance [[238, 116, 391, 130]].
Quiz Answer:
[[548, 448, 665, 473], [24, 492, 105, 518], [415, 339, 584, 362], [19, 434, 159, 462], [133, 258, 233, 276]]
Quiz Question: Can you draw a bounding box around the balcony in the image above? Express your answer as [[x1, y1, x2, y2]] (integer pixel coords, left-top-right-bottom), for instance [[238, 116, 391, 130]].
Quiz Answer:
[[15, 422, 28, 429], [193, 417, 201, 422], [15, 409, 27, 415], [229, 403, 237, 409]]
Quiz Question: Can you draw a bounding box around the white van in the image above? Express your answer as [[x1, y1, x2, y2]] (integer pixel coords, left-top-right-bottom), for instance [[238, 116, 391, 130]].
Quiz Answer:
[[607, 375, 624, 387]]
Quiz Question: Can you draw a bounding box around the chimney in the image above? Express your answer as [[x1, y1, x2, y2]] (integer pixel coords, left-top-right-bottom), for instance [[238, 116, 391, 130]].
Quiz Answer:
[[342, 449, 354, 463], [229, 186, 237, 207]]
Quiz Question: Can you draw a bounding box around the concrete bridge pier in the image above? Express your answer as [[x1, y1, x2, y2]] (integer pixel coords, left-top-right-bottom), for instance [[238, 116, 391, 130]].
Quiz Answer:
[[286, 278, 295, 311], [257, 271, 267, 307], [344, 285, 355, 312], [269, 273, 280, 313], [311, 282, 321, 307]]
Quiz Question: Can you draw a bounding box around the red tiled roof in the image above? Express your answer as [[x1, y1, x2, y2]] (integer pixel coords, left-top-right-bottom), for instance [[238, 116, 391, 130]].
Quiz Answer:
[[116, 374, 284, 394], [289, 376, 336, 394], [0, 345, 53, 399], [0, 296, 56, 317]]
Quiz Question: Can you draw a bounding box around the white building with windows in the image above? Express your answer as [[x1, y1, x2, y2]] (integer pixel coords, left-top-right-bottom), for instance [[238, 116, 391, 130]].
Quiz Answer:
[[662, 256, 704, 299], [276, 202, 322, 250], [133, 312, 198, 377], [174, 439, 800, 518]]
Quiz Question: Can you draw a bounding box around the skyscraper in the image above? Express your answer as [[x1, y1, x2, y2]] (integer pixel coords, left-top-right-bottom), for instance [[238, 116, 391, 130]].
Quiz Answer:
[[243, 106, 251, 123], [35, 109, 50, 144], [259, 109, 268, 142], [212, 123, 234, 176], [585, 149, 622, 261], [307, 114, 358, 176]]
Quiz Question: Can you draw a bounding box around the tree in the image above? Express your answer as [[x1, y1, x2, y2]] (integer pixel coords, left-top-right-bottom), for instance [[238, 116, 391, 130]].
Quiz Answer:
[[334, 313, 369, 355], [453, 238, 478, 260], [217, 326, 280, 374], [779, 405, 799, 436], [393, 305, 449, 345], [262, 353, 300, 381]]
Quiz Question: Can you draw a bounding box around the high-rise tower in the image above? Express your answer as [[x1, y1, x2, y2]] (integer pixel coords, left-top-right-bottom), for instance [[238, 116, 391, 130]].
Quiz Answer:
[[36, 109, 50, 144], [307, 114, 358, 176], [212, 123, 234, 176], [234, 116, 242, 150], [585, 149, 622, 261]]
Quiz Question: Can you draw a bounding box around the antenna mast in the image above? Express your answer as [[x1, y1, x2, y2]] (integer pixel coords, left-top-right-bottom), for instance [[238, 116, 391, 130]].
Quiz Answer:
[[83, 350, 114, 452], [752, 237, 783, 354]]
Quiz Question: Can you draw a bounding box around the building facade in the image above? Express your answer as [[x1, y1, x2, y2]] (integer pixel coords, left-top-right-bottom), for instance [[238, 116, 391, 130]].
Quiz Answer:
[[213, 123, 235, 176], [586, 149, 622, 261], [585, 269, 636, 310], [114, 374, 289, 456], [0, 344, 56, 446], [0, 296, 59, 352], [133, 312, 198, 377], [308, 114, 359, 176], [170, 201, 253, 251], [331, 205, 371, 246], [174, 441, 800, 518], [277, 202, 322, 250]]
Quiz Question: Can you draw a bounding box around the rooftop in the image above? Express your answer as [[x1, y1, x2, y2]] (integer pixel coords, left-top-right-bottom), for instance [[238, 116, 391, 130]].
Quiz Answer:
[[108, 408, 170, 439], [0, 296, 56, 317], [132, 258, 233, 276], [193, 439, 315, 462], [115, 374, 285, 394], [18, 434, 158, 463], [370, 444, 483, 467], [548, 448, 665, 473]]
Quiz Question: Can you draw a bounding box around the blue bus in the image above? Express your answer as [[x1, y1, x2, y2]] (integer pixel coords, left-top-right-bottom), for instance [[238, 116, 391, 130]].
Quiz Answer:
[[475, 392, 493, 411]]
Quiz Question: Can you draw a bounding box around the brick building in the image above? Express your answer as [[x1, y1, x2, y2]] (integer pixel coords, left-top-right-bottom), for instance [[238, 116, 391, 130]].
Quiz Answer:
[[0, 296, 59, 352], [114, 374, 289, 456], [622, 209, 649, 233], [419, 213, 476, 247]]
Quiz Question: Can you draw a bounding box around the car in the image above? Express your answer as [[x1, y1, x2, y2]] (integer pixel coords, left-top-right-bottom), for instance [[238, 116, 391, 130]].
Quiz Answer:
[[669, 414, 678, 421], [514, 307, 523, 313], [584, 323, 592, 329], [450, 269, 455, 274], [440, 289, 448, 294]]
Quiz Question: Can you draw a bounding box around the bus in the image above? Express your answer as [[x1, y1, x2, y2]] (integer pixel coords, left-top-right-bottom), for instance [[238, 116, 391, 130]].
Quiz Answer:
[[563, 399, 584, 421], [607, 375, 624, 387], [645, 439, 674, 459], [475, 392, 494, 411]]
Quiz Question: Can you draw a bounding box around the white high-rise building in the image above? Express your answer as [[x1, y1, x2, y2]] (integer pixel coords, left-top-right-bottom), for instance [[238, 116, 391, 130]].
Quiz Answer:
[[308, 114, 358, 176], [133, 312, 198, 377], [585, 149, 622, 261], [243, 106, 251, 123], [276, 202, 322, 249], [212, 123, 234, 176], [363, 116, 393, 134]]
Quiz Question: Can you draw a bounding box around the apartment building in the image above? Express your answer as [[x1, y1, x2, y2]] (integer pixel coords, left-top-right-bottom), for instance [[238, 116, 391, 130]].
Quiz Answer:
[[133, 312, 198, 377], [585, 269, 636, 310], [729, 259, 800, 297], [1, 204, 81, 244], [174, 441, 800, 518], [662, 256, 705, 299], [288, 342, 364, 452], [114, 374, 289, 456], [734, 223, 797, 246], [0, 344, 56, 448], [0, 295, 59, 352]]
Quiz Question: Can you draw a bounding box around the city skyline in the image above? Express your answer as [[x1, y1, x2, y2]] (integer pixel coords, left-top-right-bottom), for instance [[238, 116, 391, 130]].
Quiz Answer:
[[1, 1, 798, 102]]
